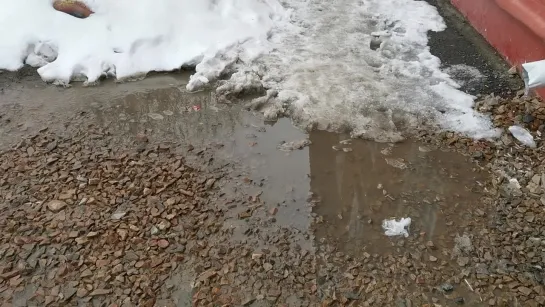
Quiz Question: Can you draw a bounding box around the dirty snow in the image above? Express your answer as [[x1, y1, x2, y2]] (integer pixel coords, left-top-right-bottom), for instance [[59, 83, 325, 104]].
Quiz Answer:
[[382, 217, 411, 237], [0, 0, 500, 142], [225, 0, 500, 141]]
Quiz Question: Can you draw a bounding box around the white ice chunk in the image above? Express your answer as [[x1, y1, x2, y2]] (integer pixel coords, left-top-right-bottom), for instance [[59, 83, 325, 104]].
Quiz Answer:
[[382, 217, 411, 237], [508, 125, 536, 148]]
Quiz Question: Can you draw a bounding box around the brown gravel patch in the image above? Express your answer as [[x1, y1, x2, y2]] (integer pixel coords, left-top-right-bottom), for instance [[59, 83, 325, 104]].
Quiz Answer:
[[0, 127, 223, 306]]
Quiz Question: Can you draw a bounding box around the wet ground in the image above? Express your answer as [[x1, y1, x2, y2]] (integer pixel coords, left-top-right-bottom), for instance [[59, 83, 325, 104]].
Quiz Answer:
[[0, 71, 486, 240], [310, 132, 485, 256], [0, 71, 490, 305]]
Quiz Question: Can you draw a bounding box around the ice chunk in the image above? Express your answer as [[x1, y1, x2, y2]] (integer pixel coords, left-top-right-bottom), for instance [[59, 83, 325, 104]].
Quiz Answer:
[[508, 126, 536, 148], [382, 217, 411, 237]]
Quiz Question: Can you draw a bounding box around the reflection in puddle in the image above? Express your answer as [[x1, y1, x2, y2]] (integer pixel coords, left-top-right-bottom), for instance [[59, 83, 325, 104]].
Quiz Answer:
[[309, 131, 485, 256], [2, 73, 486, 259]]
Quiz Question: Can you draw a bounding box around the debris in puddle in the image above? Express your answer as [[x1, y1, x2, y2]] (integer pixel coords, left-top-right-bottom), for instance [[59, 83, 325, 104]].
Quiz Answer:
[[277, 139, 311, 151], [342, 147, 352, 152], [418, 145, 432, 153], [464, 279, 475, 292], [385, 157, 407, 169], [147, 113, 164, 120], [380, 146, 392, 156], [339, 139, 352, 145], [439, 283, 454, 293], [377, 183, 383, 189], [332, 145, 341, 151], [382, 217, 411, 237], [508, 125, 536, 148]]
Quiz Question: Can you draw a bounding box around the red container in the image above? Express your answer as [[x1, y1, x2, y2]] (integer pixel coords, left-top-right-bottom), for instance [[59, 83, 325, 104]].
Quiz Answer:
[[450, 0, 545, 96]]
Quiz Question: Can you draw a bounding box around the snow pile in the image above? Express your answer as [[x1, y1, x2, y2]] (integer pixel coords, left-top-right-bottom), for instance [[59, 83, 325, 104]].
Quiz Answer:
[[0, 0, 500, 142], [0, 0, 285, 85], [228, 0, 500, 141], [382, 217, 411, 237]]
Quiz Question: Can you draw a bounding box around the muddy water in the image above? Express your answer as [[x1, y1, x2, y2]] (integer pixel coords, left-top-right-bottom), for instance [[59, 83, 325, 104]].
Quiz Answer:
[[310, 131, 486, 256], [1, 71, 486, 262]]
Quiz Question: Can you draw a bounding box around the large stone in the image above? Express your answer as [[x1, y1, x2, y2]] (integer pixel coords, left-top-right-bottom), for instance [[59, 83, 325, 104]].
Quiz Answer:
[[46, 200, 67, 212]]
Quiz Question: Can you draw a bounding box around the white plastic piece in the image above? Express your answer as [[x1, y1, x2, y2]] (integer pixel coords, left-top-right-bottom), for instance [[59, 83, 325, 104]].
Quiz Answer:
[[382, 217, 411, 237], [508, 125, 536, 148], [522, 60, 545, 93]]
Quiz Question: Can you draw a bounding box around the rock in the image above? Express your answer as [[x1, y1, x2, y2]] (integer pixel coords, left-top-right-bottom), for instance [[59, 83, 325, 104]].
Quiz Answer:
[[96, 259, 109, 268], [205, 178, 216, 189], [457, 257, 469, 267], [88, 178, 100, 185], [429, 255, 438, 262], [157, 239, 169, 248], [454, 297, 465, 305], [110, 212, 126, 220], [62, 286, 77, 301], [89, 289, 111, 296], [46, 200, 67, 212], [263, 263, 273, 272], [440, 283, 454, 293], [180, 189, 194, 197], [76, 288, 88, 297], [518, 286, 533, 296]]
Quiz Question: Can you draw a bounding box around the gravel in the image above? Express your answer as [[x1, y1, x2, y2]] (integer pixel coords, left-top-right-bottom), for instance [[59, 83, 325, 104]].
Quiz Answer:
[[1, 88, 545, 306]]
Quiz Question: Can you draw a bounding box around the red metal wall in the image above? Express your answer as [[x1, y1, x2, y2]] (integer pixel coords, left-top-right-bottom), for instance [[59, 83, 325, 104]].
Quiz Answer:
[[450, 0, 545, 96]]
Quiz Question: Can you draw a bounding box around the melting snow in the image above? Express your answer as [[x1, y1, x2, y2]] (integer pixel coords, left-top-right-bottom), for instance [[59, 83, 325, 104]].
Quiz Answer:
[[0, 0, 500, 141]]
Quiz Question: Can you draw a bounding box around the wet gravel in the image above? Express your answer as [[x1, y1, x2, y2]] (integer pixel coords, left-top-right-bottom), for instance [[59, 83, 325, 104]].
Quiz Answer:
[[0, 78, 544, 306], [411, 92, 545, 306]]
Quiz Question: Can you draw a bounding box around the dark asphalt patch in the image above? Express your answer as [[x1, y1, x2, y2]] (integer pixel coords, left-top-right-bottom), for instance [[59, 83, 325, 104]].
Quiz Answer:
[[424, 0, 523, 97]]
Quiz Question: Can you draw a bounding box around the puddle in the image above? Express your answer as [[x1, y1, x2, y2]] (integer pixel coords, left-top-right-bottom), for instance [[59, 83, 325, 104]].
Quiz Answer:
[[309, 131, 486, 256], [1, 72, 486, 252]]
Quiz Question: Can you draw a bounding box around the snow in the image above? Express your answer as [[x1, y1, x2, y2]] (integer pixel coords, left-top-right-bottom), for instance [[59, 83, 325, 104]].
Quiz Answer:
[[0, 0, 283, 85], [382, 217, 411, 237], [0, 0, 500, 141], [236, 0, 500, 141]]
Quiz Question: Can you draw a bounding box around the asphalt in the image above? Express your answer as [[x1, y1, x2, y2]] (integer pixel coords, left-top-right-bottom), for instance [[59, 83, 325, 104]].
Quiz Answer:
[[424, 0, 523, 97]]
